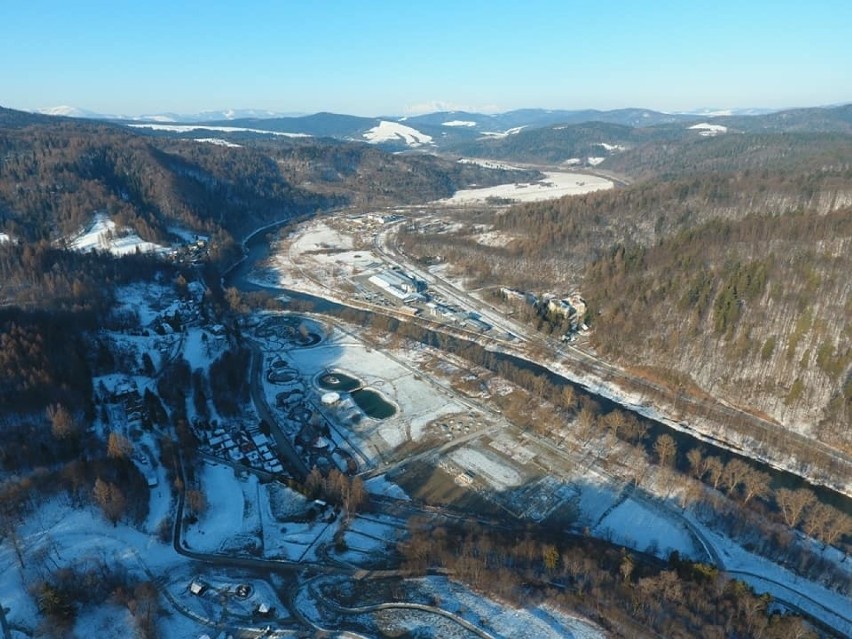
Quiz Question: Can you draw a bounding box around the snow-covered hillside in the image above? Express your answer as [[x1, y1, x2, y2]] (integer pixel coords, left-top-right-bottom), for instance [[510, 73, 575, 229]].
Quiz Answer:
[[67, 212, 168, 256], [363, 121, 433, 147]]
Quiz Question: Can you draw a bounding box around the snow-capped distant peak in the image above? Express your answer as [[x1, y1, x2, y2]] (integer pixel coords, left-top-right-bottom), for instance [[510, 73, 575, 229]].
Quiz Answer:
[[137, 114, 177, 123], [442, 120, 477, 127], [36, 105, 108, 118], [39, 105, 81, 116], [688, 122, 728, 137], [363, 121, 433, 147]]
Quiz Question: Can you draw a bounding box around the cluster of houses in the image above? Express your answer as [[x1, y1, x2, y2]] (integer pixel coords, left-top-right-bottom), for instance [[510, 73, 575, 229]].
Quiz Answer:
[[166, 236, 209, 265], [197, 425, 285, 475]]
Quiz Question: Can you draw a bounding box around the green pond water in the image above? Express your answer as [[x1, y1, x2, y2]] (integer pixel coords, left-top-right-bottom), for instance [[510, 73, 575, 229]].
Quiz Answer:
[[352, 388, 396, 419]]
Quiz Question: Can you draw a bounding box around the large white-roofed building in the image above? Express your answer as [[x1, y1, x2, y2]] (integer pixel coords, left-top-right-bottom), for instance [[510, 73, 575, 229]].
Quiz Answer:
[[368, 269, 420, 301]]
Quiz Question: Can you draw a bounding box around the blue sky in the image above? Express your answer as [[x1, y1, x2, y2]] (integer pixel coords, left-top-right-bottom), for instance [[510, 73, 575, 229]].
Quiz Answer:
[[1, 0, 850, 116]]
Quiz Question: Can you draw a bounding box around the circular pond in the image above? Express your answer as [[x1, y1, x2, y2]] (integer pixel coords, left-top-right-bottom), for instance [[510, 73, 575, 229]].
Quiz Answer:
[[317, 372, 362, 392]]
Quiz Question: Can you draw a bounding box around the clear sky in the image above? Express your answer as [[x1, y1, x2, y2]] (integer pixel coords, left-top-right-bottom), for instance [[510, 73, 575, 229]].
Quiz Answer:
[[1, 0, 850, 116]]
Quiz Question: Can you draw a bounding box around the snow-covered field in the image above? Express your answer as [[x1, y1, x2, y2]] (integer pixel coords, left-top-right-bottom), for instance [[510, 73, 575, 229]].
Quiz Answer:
[[594, 497, 698, 558], [67, 212, 167, 256], [443, 120, 477, 127], [448, 447, 524, 491], [363, 120, 433, 147], [407, 576, 606, 639], [439, 171, 613, 204], [184, 462, 251, 553]]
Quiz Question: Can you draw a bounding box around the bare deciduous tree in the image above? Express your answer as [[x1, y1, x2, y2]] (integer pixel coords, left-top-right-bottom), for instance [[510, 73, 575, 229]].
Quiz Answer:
[[775, 488, 816, 528], [107, 432, 133, 460], [653, 434, 677, 467]]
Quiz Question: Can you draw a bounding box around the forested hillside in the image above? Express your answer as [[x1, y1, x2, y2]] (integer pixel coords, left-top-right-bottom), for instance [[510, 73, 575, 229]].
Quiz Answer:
[[604, 132, 852, 179], [584, 210, 851, 450], [0, 119, 330, 244], [0, 107, 537, 245]]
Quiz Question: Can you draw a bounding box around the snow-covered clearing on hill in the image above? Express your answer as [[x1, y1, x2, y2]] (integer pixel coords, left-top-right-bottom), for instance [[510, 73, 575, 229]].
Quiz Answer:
[[127, 123, 310, 137], [68, 212, 168, 256], [457, 157, 524, 171], [689, 122, 728, 136], [195, 137, 242, 147], [440, 171, 613, 204], [595, 142, 626, 151], [480, 125, 526, 138], [442, 120, 477, 127], [474, 229, 514, 247], [0, 232, 11, 243], [363, 120, 433, 146], [586, 157, 606, 166]]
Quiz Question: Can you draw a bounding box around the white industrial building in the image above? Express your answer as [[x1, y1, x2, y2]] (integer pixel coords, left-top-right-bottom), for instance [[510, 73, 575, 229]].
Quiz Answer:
[[368, 269, 420, 301]]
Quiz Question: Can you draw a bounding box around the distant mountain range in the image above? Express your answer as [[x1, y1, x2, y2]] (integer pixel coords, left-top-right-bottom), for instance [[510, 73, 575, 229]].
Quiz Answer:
[[36, 106, 306, 122], [18, 103, 852, 162]]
